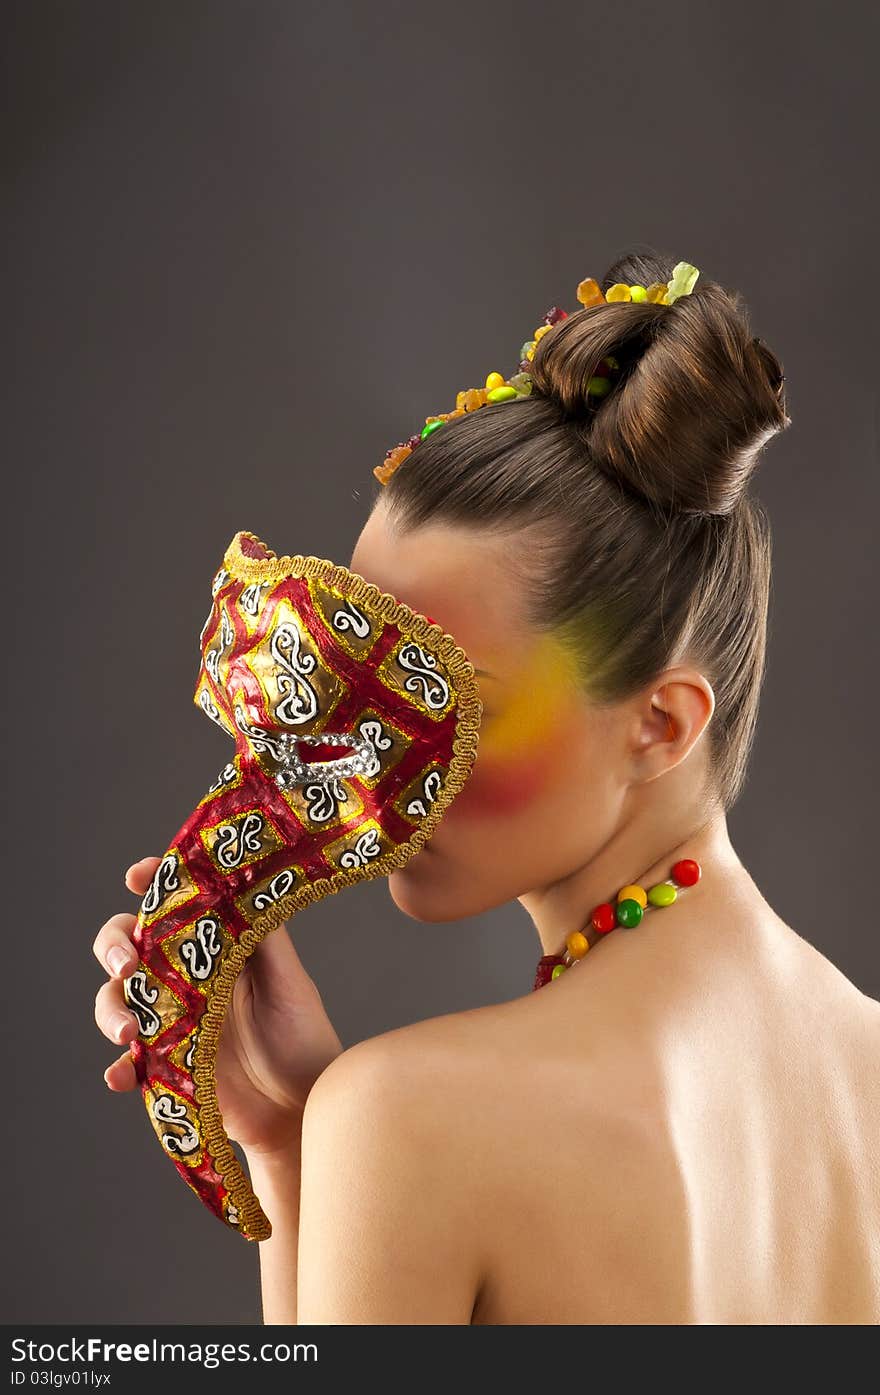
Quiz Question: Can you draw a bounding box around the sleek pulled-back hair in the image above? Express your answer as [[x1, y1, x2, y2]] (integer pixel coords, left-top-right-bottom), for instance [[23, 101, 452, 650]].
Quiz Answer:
[[374, 246, 791, 812]]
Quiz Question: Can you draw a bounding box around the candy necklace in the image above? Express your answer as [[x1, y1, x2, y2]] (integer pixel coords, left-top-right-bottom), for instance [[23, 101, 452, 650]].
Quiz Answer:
[[533, 858, 702, 991]]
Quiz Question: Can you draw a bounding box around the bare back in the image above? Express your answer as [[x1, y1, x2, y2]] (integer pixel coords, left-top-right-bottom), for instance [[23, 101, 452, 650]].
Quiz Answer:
[[438, 901, 880, 1324]]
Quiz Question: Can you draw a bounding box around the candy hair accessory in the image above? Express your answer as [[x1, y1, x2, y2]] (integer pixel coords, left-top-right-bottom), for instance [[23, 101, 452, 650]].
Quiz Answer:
[[373, 260, 701, 486]]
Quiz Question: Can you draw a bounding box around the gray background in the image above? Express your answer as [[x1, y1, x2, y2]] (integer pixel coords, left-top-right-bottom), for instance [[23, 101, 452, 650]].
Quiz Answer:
[[3, 1, 877, 1324]]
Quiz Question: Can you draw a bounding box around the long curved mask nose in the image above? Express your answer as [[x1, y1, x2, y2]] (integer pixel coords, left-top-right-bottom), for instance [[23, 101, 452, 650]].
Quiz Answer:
[[124, 530, 482, 1241]]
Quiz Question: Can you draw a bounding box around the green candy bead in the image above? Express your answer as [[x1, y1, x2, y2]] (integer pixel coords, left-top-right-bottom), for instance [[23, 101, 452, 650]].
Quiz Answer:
[[629, 284, 648, 302], [615, 897, 643, 928], [520, 340, 536, 360], [647, 882, 678, 907], [587, 376, 612, 397], [551, 963, 567, 979], [420, 420, 445, 441], [508, 372, 533, 396], [487, 385, 518, 403]]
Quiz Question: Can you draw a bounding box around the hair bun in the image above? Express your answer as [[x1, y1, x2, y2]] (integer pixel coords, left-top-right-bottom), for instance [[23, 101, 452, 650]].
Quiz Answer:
[[529, 254, 790, 516]]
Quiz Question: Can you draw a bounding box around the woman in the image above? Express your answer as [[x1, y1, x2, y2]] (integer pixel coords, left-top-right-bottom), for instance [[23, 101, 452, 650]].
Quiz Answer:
[[92, 250, 880, 1324]]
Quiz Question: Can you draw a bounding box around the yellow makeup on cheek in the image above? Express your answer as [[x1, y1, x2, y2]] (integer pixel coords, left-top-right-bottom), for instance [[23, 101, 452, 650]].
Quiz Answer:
[[447, 635, 584, 819], [477, 632, 582, 760]]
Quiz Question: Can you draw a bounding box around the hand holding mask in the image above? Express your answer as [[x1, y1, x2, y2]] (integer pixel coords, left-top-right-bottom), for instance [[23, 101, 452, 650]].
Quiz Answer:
[[123, 530, 482, 1240]]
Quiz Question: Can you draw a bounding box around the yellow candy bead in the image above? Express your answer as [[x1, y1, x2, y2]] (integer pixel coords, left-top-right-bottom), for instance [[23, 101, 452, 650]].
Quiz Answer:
[[617, 884, 647, 908], [645, 282, 669, 304], [533, 324, 553, 341], [566, 930, 590, 959], [526, 346, 535, 360], [456, 390, 469, 410], [629, 284, 648, 302], [605, 283, 632, 302], [485, 372, 505, 391], [576, 277, 604, 308]]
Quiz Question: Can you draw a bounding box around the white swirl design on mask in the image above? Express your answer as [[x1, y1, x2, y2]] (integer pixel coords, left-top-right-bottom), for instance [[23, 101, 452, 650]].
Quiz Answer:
[[211, 568, 230, 598], [271, 622, 319, 725], [213, 812, 265, 869], [207, 761, 237, 793], [331, 599, 371, 638], [123, 970, 162, 1037], [239, 580, 269, 617], [152, 1095, 200, 1156], [356, 720, 389, 776], [179, 915, 223, 981], [396, 643, 450, 710], [406, 769, 443, 817], [184, 1031, 199, 1072], [252, 869, 296, 911], [339, 827, 381, 868], [141, 852, 180, 915], [205, 604, 234, 682], [199, 606, 215, 651], [304, 780, 349, 824], [199, 688, 228, 732], [234, 704, 286, 761]]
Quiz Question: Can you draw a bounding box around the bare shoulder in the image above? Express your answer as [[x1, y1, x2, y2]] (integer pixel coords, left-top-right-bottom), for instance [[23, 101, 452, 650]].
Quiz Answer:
[[304, 996, 521, 1128], [296, 1001, 524, 1322], [301, 989, 636, 1196]]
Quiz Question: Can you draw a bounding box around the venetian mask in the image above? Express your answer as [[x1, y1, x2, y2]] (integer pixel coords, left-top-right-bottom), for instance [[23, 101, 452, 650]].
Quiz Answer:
[[123, 530, 482, 1240]]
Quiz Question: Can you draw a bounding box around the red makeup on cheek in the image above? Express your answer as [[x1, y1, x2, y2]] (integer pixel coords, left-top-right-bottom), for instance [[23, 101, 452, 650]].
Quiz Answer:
[[448, 756, 554, 817]]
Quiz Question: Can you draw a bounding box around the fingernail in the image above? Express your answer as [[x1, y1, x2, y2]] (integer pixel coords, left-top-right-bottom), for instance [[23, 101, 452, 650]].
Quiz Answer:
[[111, 1013, 134, 1042], [107, 947, 130, 975]]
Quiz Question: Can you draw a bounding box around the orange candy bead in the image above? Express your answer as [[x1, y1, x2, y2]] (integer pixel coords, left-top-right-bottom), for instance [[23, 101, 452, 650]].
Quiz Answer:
[[566, 930, 590, 959], [576, 277, 605, 308], [373, 443, 412, 484], [645, 282, 669, 304]]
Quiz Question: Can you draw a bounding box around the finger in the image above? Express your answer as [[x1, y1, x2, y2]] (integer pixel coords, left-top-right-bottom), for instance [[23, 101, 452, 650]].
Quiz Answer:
[[92, 912, 139, 975], [94, 978, 139, 1045], [124, 856, 162, 896], [103, 1049, 138, 1092]]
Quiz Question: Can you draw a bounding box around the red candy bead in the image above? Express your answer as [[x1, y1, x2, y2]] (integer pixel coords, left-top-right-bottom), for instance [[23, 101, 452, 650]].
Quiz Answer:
[[672, 858, 701, 886], [591, 902, 617, 934]]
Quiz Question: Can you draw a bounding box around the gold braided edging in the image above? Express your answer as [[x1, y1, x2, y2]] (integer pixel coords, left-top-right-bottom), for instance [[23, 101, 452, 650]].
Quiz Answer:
[[191, 940, 272, 1240], [189, 530, 484, 1241]]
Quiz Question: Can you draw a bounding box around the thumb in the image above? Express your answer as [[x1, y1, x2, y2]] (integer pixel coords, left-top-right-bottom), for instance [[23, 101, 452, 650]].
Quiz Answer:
[[124, 856, 163, 896]]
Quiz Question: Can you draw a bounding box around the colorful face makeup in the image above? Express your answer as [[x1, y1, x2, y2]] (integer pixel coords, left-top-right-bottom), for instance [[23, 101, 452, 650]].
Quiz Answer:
[[123, 531, 481, 1241], [443, 632, 584, 817]]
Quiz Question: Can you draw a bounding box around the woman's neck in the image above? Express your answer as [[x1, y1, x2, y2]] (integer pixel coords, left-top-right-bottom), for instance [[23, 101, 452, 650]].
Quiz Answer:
[[518, 809, 742, 957]]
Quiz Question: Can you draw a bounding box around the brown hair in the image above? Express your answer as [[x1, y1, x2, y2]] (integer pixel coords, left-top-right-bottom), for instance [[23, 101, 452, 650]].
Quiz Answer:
[[374, 246, 791, 812]]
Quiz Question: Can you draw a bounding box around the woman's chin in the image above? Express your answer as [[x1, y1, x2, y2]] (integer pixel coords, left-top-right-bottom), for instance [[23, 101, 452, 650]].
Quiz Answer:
[[386, 856, 462, 922]]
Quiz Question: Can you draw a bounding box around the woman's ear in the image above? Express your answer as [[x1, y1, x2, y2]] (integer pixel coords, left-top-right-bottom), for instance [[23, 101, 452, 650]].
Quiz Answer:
[[629, 668, 716, 784]]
